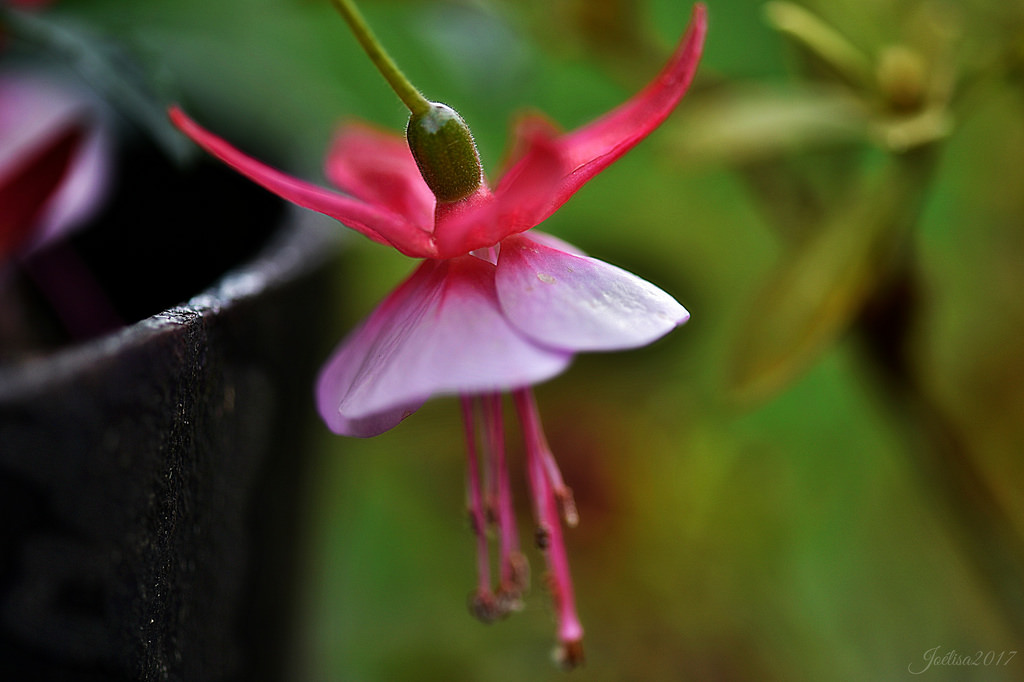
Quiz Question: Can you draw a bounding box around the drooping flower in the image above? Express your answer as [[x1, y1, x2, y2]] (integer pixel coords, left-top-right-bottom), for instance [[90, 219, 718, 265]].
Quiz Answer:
[[170, 2, 705, 667]]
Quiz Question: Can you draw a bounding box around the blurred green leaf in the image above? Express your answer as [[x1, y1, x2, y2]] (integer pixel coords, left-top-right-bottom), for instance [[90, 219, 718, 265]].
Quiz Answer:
[[667, 83, 868, 166], [764, 0, 873, 90], [728, 147, 936, 404]]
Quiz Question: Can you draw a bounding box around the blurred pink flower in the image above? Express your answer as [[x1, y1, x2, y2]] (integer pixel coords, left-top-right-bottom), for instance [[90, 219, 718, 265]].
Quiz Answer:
[[170, 3, 705, 665], [6, 0, 55, 9], [0, 72, 110, 262]]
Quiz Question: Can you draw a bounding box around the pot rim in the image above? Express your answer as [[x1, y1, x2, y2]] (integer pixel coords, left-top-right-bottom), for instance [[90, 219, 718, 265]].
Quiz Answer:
[[0, 209, 342, 397]]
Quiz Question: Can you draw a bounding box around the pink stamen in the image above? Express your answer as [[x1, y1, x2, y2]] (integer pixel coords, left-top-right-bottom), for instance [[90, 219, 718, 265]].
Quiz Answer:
[[484, 393, 528, 608], [541, 439, 579, 528], [513, 388, 585, 668], [513, 390, 579, 527], [538, 469, 585, 669], [461, 396, 500, 623]]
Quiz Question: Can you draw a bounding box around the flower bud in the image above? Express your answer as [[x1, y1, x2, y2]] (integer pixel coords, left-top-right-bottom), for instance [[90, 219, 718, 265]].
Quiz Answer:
[[406, 102, 483, 203], [877, 45, 927, 113]]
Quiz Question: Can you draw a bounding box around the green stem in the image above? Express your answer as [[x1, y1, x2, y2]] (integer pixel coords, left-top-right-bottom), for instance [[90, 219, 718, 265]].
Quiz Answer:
[[329, 0, 430, 115]]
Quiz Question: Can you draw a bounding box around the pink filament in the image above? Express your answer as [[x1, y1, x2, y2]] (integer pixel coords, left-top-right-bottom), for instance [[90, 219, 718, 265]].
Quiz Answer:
[[513, 388, 584, 665], [484, 393, 524, 595], [461, 396, 496, 618], [461, 389, 584, 660]]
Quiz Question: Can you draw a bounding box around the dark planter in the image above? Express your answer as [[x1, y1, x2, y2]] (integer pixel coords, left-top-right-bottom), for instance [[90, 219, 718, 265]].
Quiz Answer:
[[0, 148, 343, 681]]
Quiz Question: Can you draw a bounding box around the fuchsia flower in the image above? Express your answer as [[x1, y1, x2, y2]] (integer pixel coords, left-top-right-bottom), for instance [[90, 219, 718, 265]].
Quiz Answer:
[[170, 3, 705, 667]]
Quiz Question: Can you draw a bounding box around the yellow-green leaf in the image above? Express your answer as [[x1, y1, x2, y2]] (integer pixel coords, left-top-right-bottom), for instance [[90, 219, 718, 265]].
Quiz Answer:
[[667, 84, 868, 166], [728, 149, 936, 404]]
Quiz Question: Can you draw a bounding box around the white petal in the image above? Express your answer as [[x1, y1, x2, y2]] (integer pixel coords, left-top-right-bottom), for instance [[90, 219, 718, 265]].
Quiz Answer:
[[496, 235, 689, 352], [316, 256, 572, 437]]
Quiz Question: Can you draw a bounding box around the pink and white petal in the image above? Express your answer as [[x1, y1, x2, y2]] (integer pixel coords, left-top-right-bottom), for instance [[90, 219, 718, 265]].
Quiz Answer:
[[526, 230, 587, 257], [0, 121, 83, 260], [169, 106, 438, 258], [0, 73, 83, 167], [503, 4, 706, 225], [316, 256, 572, 437], [432, 128, 566, 258], [495, 234, 689, 352], [0, 73, 111, 257], [31, 114, 112, 251], [325, 122, 434, 231]]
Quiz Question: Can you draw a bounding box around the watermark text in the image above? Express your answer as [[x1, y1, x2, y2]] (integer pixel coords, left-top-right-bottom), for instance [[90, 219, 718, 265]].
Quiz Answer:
[[908, 646, 1017, 674]]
